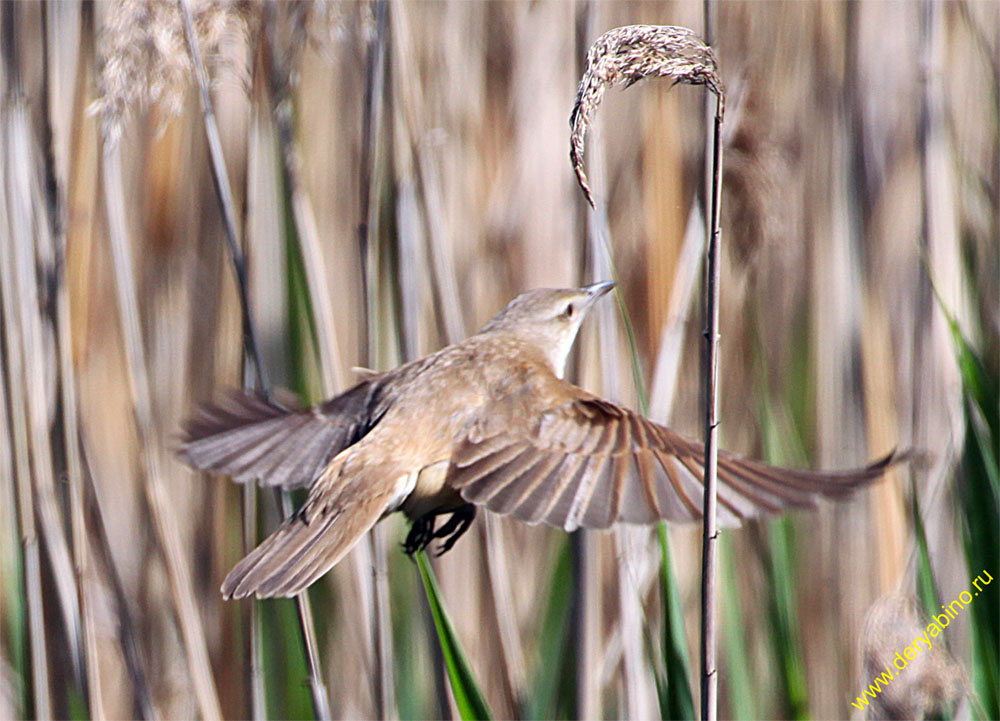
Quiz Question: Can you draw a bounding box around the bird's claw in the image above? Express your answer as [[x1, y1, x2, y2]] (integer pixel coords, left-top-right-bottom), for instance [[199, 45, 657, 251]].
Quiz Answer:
[[403, 504, 477, 558], [432, 505, 476, 557], [402, 515, 436, 556]]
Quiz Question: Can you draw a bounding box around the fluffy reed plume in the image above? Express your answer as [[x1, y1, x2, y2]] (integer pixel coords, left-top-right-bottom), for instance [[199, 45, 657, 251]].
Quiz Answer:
[[93, 0, 251, 145], [722, 99, 797, 263], [570, 24, 723, 207], [859, 595, 965, 720]]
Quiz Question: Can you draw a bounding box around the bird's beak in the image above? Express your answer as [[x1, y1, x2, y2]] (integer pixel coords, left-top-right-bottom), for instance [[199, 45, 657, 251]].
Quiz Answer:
[[581, 281, 616, 306]]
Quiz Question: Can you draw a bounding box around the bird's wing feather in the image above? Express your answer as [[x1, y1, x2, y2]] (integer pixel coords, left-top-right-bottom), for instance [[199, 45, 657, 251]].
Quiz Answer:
[[177, 381, 386, 489], [221, 452, 404, 599], [448, 379, 901, 532]]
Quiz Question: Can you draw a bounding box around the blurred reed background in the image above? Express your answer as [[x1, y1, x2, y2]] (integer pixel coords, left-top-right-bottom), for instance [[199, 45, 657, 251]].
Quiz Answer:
[[0, 1, 996, 719]]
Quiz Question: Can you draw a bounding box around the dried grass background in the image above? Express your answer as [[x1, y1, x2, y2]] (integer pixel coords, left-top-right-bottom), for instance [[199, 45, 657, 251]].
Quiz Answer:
[[1, 1, 997, 720]]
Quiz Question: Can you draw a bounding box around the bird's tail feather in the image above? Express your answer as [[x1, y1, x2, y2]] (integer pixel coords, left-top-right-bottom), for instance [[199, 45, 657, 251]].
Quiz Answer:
[[221, 453, 401, 599]]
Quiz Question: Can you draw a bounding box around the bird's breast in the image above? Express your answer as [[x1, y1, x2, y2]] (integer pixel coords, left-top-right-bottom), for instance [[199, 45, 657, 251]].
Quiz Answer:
[[399, 460, 463, 519]]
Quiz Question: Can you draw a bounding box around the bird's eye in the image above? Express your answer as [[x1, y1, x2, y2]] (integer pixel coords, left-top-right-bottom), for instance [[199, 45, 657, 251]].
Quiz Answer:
[[563, 303, 576, 319]]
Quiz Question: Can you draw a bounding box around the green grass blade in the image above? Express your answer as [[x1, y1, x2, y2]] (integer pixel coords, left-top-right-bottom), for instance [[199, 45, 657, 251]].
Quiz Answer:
[[932, 289, 999, 720], [952, 345, 998, 720], [757, 396, 811, 721], [528, 538, 575, 720], [415, 552, 494, 721], [907, 487, 952, 720], [763, 519, 810, 721], [260, 597, 315, 720], [719, 535, 755, 720], [959, 395, 1000, 721], [657, 524, 696, 720], [283, 187, 322, 404], [387, 544, 433, 720], [909, 487, 942, 617]]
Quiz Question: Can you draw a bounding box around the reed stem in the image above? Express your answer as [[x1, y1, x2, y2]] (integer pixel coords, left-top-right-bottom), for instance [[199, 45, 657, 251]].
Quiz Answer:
[[699, 87, 724, 721], [177, 2, 331, 718]]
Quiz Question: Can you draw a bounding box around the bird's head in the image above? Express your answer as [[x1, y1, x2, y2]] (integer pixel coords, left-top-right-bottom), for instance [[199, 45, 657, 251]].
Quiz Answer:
[[480, 281, 616, 378]]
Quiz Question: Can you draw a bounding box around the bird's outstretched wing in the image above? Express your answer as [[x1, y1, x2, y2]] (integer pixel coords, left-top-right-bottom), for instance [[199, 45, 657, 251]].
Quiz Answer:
[[178, 379, 388, 490], [447, 378, 902, 531]]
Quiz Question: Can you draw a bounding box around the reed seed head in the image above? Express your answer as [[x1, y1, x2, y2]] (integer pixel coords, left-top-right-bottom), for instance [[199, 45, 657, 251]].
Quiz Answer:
[[860, 594, 966, 720], [569, 24, 724, 207], [93, 0, 252, 146]]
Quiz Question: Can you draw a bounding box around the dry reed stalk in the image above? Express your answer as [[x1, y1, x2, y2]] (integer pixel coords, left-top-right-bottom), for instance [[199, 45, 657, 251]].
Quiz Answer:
[[396, 183, 429, 361], [391, 0, 467, 344], [907, 6, 969, 688], [368, 526, 396, 721], [40, 2, 105, 712], [79, 435, 157, 719], [840, 5, 912, 630], [100, 143, 223, 721], [700, 56, 725, 721], [245, 488, 264, 721], [179, 3, 332, 717], [479, 515, 529, 714], [703, 16, 721, 720], [178, 0, 268, 390], [3, 89, 86, 692], [0, 299, 19, 718], [358, 6, 397, 718], [570, 10, 602, 719], [598, 549, 663, 685], [649, 203, 706, 424], [8, 140, 85, 683], [358, 0, 388, 356], [860, 294, 907, 593], [570, 530, 599, 721], [641, 89, 689, 340], [0, 135, 51, 721], [0, 653, 16, 718], [915, 0, 964, 505], [288, 584, 331, 721], [805, 37, 868, 713]]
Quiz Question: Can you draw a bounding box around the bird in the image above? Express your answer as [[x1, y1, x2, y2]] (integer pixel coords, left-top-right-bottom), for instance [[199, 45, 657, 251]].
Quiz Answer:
[[178, 281, 905, 599]]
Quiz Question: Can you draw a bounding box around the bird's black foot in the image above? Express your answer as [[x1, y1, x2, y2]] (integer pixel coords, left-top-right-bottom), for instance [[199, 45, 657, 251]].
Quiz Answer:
[[403, 504, 477, 557], [403, 514, 436, 556], [432, 504, 477, 557]]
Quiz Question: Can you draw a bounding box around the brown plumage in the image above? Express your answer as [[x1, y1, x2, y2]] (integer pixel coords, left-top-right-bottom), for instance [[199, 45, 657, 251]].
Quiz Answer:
[[178, 282, 907, 599]]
